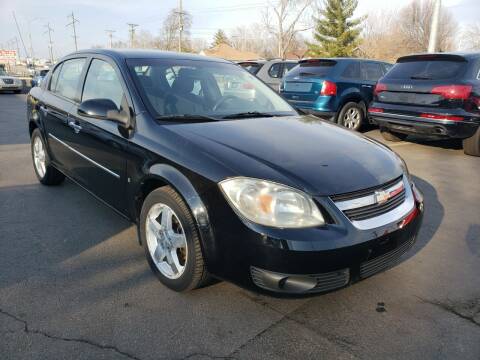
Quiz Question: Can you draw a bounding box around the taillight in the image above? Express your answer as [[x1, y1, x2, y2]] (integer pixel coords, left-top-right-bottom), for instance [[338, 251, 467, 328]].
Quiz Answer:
[[420, 113, 464, 121], [320, 80, 336, 96], [374, 83, 387, 96], [369, 107, 384, 113], [431, 85, 472, 100]]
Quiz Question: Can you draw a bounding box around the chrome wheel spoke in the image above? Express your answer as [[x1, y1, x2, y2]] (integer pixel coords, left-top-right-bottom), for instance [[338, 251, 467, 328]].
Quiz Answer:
[[168, 231, 185, 249], [165, 250, 179, 274], [161, 207, 173, 230], [153, 244, 166, 262]]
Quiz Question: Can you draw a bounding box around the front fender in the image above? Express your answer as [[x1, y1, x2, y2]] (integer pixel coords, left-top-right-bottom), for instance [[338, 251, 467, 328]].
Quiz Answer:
[[145, 164, 216, 269]]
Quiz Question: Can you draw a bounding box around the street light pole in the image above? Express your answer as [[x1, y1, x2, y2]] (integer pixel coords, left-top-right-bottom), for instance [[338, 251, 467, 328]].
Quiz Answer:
[[428, 0, 441, 53]]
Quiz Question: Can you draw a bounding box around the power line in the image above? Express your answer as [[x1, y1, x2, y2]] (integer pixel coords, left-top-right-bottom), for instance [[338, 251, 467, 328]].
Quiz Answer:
[[105, 29, 116, 48], [66, 12, 79, 51], [127, 23, 139, 48], [44, 23, 54, 63]]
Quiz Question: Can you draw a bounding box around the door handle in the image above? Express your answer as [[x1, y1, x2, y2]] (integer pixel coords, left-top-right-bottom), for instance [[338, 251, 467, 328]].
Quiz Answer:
[[68, 120, 82, 134]]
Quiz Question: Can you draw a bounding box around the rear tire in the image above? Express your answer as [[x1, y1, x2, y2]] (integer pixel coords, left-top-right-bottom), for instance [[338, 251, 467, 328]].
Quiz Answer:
[[338, 102, 365, 131], [463, 127, 480, 156], [380, 128, 408, 142], [140, 186, 210, 292], [30, 128, 65, 185]]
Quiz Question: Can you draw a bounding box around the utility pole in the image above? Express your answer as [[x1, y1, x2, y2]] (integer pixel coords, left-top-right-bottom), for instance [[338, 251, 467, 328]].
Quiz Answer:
[[178, 0, 183, 52], [428, 0, 441, 53], [67, 12, 79, 51], [44, 23, 54, 63], [105, 29, 116, 48], [127, 23, 139, 48]]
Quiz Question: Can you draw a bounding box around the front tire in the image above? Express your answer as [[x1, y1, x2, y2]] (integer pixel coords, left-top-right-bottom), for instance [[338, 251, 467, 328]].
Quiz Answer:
[[140, 186, 210, 292], [338, 102, 364, 131], [380, 128, 408, 142], [30, 128, 65, 185], [463, 127, 480, 156]]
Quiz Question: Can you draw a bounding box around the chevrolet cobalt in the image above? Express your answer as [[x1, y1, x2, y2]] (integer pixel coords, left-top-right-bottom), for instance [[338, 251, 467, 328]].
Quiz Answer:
[[27, 50, 424, 294]]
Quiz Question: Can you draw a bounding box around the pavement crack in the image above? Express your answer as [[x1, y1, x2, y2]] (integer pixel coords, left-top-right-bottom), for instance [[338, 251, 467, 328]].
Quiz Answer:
[[0, 308, 143, 360], [417, 297, 480, 327], [180, 352, 236, 359]]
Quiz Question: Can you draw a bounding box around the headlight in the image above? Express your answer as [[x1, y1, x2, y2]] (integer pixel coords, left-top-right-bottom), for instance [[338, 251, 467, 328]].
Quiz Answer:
[[219, 177, 325, 228]]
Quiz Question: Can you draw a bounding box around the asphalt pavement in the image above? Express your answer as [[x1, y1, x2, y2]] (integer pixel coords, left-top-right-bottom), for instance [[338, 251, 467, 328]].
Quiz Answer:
[[1, 93, 479, 360]]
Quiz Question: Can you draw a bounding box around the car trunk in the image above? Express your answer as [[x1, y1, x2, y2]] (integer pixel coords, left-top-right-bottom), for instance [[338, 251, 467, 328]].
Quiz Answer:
[[376, 54, 471, 110], [282, 59, 337, 101]]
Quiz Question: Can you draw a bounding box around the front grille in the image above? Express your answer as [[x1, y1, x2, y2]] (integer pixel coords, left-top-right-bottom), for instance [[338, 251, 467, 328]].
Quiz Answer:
[[2, 78, 14, 84], [332, 176, 406, 222], [311, 269, 350, 292], [360, 238, 414, 278], [344, 189, 406, 221]]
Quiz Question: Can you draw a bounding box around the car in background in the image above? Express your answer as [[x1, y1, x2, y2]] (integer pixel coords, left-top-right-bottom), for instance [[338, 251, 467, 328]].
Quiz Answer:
[[32, 69, 50, 87], [0, 69, 23, 94], [280, 58, 392, 131], [369, 53, 480, 156], [238, 59, 298, 91]]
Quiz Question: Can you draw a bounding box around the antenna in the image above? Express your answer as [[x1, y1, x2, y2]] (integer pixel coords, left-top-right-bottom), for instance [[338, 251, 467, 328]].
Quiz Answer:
[[66, 12, 79, 51], [127, 23, 139, 48]]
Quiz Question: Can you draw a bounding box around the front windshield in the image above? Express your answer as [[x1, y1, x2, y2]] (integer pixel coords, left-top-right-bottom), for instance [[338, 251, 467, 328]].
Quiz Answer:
[[127, 58, 296, 119]]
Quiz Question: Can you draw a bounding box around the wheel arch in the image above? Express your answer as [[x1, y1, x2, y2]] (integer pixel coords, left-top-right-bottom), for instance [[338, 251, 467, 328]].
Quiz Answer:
[[337, 91, 367, 120], [135, 164, 215, 268]]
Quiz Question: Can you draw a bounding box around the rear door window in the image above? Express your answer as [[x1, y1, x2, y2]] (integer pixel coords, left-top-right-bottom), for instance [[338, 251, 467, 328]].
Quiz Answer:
[[49, 63, 63, 92], [55, 58, 86, 100], [362, 62, 384, 82], [268, 63, 282, 78], [341, 62, 361, 80], [385, 60, 466, 80]]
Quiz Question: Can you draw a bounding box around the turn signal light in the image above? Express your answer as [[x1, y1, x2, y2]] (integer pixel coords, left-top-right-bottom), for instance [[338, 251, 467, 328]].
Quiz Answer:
[[320, 80, 337, 96], [431, 85, 472, 100], [398, 207, 419, 229]]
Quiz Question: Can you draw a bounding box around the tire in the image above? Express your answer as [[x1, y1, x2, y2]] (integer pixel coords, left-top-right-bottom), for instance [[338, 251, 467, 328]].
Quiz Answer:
[[463, 126, 480, 156], [338, 102, 365, 131], [380, 128, 408, 142], [140, 186, 210, 292], [30, 128, 65, 185]]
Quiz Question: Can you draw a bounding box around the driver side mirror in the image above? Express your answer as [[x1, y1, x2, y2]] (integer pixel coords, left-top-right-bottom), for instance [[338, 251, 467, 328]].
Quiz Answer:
[[78, 98, 130, 127]]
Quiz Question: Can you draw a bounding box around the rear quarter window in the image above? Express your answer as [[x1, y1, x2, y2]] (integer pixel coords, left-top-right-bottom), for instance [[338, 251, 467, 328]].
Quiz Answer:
[[385, 60, 467, 80]]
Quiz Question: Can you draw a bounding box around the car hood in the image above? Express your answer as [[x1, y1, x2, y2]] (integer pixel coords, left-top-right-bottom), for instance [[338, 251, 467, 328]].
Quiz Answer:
[[167, 115, 404, 196]]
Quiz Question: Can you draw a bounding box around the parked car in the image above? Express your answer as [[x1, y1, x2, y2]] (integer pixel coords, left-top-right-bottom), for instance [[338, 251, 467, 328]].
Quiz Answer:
[[32, 69, 50, 87], [369, 53, 480, 156], [27, 49, 423, 294], [280, 58, 392, 131], [238, 59, 298, 91], [0, 69, 23, 93]]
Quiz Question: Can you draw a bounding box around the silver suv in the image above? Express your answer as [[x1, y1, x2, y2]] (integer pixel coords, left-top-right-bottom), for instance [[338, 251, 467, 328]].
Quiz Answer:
[[239, 59, 298, 92]]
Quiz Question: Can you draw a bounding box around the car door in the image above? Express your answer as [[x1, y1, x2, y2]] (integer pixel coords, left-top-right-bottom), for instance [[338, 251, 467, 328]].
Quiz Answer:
[[360, 62, 385, 103], [43, 58, 88, 175], [66, 57, 129, 213]]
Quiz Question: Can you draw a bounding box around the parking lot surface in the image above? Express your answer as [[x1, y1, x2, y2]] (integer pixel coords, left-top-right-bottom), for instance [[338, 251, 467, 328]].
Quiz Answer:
[[1, 94, 479, 360]]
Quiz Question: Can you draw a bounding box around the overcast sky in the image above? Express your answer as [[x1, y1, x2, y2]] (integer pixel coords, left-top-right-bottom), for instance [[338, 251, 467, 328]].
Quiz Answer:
[[0, 0, 478, 59]]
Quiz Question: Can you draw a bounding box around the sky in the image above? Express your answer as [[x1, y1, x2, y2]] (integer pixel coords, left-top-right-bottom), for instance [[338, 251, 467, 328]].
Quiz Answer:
[[0, 0, 479, 59]]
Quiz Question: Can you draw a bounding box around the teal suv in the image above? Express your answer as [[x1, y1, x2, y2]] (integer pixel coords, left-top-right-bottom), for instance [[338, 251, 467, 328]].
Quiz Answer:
[[280, 58, 391, 131]]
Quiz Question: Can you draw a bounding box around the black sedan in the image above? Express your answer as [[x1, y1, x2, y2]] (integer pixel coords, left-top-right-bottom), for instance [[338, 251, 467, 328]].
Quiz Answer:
[[27, 49, 424, 294]]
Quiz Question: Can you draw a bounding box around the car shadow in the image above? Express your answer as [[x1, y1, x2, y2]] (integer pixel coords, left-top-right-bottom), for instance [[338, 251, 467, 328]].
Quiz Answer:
[[401, 135, 463, 150]]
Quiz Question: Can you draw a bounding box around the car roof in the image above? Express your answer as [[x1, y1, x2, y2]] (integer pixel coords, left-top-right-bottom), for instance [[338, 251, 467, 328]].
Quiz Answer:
[[65, 48, 233, 64], [299, 57, 391, 64]]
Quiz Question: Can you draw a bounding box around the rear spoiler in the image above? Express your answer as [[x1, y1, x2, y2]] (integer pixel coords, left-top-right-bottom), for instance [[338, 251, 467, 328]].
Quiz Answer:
[[397, 54, 468, 63]]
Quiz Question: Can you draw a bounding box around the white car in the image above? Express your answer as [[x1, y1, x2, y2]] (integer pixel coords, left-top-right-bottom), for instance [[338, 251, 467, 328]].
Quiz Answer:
[[0, 70, 23, 93]]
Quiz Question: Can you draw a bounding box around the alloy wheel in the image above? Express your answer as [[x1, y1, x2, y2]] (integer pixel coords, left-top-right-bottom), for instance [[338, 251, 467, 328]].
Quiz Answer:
[[33, 136, 46, 178], [343, 107, 361, 129], [145, 203, 188, 279]]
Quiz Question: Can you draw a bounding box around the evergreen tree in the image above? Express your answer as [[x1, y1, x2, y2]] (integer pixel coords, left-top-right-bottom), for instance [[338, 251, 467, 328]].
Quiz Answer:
[[212, 29, 230, 47], [307, 0, 364, 57]]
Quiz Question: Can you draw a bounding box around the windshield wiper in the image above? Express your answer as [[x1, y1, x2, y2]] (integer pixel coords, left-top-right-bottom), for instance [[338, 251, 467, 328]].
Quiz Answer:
[[155, 114, 218, 122], [221, 111, 277, 119]]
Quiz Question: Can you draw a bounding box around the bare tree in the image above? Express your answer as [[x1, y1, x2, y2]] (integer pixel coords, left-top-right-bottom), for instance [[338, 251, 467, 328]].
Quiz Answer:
[[262, 0, 314, 59], [160, 8, 192, 51], [397, 0, 457, 53], [460, 23, 480, 51]]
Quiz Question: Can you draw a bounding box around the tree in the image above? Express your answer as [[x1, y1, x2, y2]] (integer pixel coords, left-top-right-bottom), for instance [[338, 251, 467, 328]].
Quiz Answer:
[[263, 0, 314, 59], [307, 0, 364, 57], [160, 7, 192, 52], [212, 29, 230, 47], [461, 23, 480, 51]]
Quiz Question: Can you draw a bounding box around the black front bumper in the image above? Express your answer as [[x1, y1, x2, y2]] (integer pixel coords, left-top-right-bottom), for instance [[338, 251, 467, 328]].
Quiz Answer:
[[370, 112, 479, 139]]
